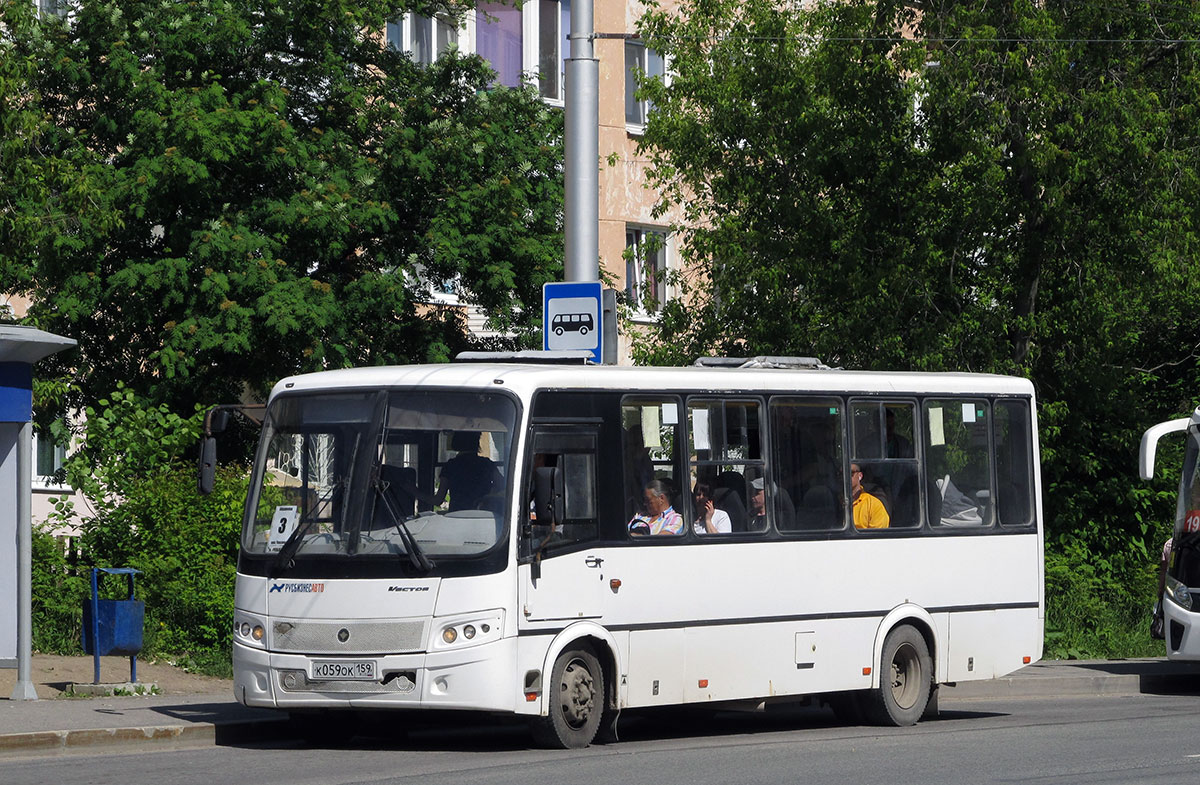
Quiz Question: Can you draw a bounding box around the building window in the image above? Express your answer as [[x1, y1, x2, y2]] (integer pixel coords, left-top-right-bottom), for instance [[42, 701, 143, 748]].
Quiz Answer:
[[386, 13, 459, 63], [537, 0, 567, 101], [476, 0, 567, 97], [625, 40, 663, 129], [625, 227, 669, 315], [38, 0, 67, 18], [32, 428, 67, 489], [477, 2, 524, 87]]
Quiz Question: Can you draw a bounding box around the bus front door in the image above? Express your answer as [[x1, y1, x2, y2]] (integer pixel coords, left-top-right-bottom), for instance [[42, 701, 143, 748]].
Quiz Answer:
[[520, 552, 606, 622], [519, 425, 606, 622]]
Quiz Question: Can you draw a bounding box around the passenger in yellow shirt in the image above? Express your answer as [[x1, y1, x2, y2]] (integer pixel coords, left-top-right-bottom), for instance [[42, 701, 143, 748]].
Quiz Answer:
[[851, 463, 890, 529]]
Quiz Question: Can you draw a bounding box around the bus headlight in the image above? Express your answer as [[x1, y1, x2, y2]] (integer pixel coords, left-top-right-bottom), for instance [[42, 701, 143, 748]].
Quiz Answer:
[[434, 611, 503, 650], [233, 611, 268, 649], [1166, 576, 1193, 611]]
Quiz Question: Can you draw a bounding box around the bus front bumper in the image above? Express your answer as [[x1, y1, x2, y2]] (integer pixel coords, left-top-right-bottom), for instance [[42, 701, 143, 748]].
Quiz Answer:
[[1164, 598, 1200, 660], [233, 637, 519, 713]]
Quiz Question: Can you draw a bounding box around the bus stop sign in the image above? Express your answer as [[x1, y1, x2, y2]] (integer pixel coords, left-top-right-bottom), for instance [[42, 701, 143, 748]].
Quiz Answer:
[[543, 281, 602, 363]]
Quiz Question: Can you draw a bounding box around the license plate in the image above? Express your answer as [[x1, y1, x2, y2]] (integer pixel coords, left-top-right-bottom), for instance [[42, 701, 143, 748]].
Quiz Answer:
[[311, 660, 376, 681]]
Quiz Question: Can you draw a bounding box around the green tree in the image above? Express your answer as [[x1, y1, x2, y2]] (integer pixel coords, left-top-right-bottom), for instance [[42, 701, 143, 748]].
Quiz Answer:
[[634, 0, 1200, 541], [43, 386, 248, 664], [4, 0, 563, 415]]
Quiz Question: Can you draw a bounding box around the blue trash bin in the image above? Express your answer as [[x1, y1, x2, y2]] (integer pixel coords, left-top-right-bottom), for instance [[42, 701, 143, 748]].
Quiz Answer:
[[81, 568, 144, 684]]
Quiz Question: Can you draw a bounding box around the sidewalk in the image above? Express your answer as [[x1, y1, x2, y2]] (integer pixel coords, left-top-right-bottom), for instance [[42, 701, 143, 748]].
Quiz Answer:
[[942, 657, 1200, 700], [0, 655, 287, 757], [1, 656, 1198, 757]]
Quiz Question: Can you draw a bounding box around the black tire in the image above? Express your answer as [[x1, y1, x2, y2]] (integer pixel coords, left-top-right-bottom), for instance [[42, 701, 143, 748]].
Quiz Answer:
[[579, 325, 589, 336], [530, 646, 605, 749], [863, 625, 932, 727], [554, 326, 565, 336]]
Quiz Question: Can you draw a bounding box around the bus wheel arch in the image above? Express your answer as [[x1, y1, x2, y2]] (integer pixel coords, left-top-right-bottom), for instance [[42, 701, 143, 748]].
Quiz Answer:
[[533, 626, 622, 748], [867, 609, 938, 726]]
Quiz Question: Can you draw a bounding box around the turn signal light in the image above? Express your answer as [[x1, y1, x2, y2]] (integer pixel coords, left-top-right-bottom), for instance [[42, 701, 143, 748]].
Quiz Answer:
[[862, 667, 872, 676]]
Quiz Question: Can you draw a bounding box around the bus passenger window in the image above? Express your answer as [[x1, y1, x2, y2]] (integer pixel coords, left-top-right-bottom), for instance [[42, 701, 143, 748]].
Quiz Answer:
[[995, 400, 1034, 527], [622, 399, 684, 536], [770, 398, 844, 532], [924, 400, 993, 527], [851, 401, 920, 528], [688, 399, 767, 533]]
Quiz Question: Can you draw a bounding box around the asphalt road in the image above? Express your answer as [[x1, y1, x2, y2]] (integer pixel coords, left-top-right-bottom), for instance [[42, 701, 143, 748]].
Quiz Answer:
[[4, 693, 1198, 785]]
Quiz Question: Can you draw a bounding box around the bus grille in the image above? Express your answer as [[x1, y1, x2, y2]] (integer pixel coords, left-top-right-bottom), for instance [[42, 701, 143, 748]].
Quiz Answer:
[[277, 669, 417, 694], [271, 619, 427, 654]]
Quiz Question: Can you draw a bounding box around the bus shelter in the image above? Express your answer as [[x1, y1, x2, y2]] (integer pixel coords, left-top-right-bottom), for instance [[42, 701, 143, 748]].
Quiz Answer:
[[0, 325, 76, 700]]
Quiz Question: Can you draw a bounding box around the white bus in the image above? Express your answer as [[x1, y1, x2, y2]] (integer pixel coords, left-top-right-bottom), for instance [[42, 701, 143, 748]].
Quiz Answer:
[[204, 355, 1044, 748], [1140, 406, 1200, 659]]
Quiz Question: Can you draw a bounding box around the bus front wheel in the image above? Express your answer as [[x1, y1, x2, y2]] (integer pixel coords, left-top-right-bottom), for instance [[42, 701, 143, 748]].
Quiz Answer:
[[531, 646, 605, 749], [864, 625, 932, 727]]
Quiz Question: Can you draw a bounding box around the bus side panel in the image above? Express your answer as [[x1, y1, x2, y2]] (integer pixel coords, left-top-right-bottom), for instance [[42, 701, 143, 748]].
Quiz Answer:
[[679, 618, 878, 703], [947, 607, 1043, 681], [626, 629, 686, 706]]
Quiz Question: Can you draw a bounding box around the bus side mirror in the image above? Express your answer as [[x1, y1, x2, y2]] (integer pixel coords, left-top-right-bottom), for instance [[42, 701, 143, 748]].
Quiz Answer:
[[198, 437, 217, 495], [534, 466, 564, 526], [208, 409, 231, 435]]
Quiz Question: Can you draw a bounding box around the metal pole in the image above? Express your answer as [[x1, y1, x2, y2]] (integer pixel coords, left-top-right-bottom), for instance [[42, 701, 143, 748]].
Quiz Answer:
[[564, 0, 599, 283], [92, 568, 101, 684], [11, 420, 37, 701]]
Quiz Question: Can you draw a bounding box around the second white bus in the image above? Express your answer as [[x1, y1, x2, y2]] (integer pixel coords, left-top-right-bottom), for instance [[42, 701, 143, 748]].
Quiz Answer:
[[210, 356, 1045, 747], [1140, 405, 1200, 659]]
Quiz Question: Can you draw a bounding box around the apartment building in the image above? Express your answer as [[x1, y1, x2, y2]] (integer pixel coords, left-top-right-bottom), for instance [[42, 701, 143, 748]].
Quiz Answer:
[[386, 2, 682, 356]]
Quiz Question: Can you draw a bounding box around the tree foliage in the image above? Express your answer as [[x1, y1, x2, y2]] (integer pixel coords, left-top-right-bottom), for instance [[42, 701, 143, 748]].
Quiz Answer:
[[3, 0, 563, 414], [42, 386, 248, 663], [633, 0, 1200, 557]]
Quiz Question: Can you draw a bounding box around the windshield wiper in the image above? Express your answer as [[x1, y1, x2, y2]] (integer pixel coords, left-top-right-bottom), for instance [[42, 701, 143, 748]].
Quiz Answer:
[[270, 518, 315, 577], [374, 474, 435, 573]]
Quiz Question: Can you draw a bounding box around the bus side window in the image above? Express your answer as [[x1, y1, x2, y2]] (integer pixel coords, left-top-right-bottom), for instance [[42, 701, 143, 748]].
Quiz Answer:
[[995, 400, 1034, 527], [523, 428, 600, 555], [851, 401, 920, 528], [622, 399, 684, 535], [769, 397, 844, 532], [688, 398, 767, 533], [924, 399, 993, 527]]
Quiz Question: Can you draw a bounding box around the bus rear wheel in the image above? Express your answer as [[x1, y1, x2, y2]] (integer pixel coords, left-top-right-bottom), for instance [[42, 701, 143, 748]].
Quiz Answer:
[[864, 625, 932, 727], [531, 646, 605, 749]]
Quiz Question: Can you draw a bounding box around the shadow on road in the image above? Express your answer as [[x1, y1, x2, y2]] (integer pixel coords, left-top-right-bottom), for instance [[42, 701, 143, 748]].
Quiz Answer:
[[228, 701, 1010, 753]]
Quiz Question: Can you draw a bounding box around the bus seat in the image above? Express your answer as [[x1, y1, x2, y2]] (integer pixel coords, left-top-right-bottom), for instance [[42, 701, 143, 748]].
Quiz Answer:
[[925, 475, 943, 527], [716, 470, 746, 506], [774, 484, 796, 530], [713, 485, 747, 532], [796, 484, 837, 530], [892, 475, 920, 528]]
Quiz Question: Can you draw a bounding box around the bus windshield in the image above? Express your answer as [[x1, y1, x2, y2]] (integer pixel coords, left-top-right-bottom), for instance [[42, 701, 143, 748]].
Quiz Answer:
[[1172, 429, 1200, 586], [243, 389, 517, 561]]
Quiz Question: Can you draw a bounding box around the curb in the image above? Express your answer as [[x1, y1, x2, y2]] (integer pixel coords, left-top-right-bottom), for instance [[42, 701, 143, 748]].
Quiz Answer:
[[0, 718, 289, 758], [943, 664, 1200, 701]]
